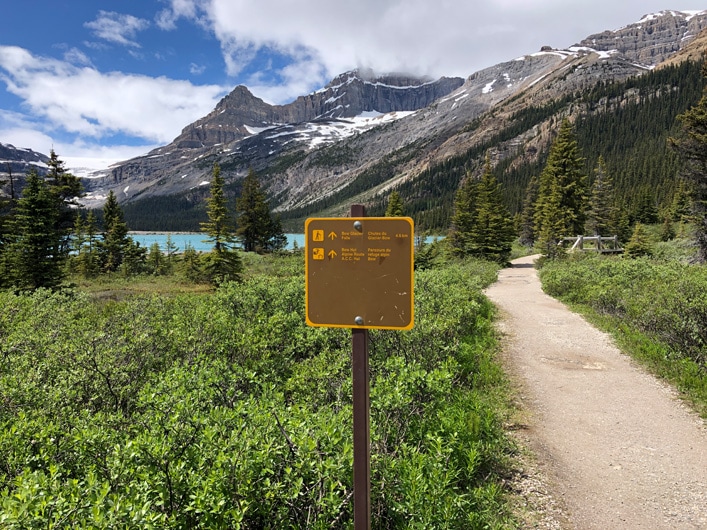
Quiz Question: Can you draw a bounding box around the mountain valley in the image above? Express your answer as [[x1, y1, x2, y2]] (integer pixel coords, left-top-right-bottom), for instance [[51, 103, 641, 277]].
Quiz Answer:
[[2, 9, 706, 232]]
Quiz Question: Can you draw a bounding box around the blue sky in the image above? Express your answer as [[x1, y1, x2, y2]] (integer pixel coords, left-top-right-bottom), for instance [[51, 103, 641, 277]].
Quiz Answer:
[[1, 1, 705, 169]]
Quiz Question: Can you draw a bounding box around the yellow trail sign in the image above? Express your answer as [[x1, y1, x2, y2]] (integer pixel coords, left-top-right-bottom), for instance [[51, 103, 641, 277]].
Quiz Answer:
[[305, 217, 414, 330]]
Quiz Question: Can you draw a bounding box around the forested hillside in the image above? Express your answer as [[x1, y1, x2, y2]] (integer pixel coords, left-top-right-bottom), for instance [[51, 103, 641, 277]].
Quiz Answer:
[[366, 59, 706, 232]]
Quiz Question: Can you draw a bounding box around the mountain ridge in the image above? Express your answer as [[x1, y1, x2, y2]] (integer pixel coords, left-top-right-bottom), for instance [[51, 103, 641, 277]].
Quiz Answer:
[[2, 9, 706, 229]]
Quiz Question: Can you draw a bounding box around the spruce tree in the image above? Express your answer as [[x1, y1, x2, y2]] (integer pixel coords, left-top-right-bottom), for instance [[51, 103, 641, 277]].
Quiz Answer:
[[100, 191, 130, 272], [1, 170, 63, 290], [534, 119, 587, 257], [467, 160, 516, 263], [72, 210, 100, 278], [670, 178, 693, 223], [200, 163, 242, 283], [449, 172, 478, 257], [660, 215, 676, 242], [235, 168, 284, 253], [45, 149, 83, 256], [385, 190, 405, 217], [624, 222, 653, 257], [264, 214, 288, 252], [536, 178, 568, 258], [519, 175, 539, 247], [585, 156, 618, 236], [449, 160, 515, 263], [200, 163, 237, 253], [670, 61, 707, 263]]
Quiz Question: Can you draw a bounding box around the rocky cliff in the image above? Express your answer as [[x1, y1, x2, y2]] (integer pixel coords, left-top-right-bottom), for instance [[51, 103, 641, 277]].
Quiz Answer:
[[576, 10, 707, 66], [0, 143, 49, 198], [171, 71, 464, 150]]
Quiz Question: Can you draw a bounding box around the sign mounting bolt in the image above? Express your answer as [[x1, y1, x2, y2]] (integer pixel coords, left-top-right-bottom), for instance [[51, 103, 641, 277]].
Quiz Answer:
[[353, 221, 363, 232], [354, 316, 365, 326]]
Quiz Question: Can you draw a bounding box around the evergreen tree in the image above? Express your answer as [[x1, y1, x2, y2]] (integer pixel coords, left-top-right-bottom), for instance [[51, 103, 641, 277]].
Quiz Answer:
[[632, 186, 659, 225], [121, 240, 147, 276], [449, 160, 515, 263], [670, 61, 707, 262], [180, 243, 205, 283], [146, 242, 166, 275], [264, 214, 288, 253], [72, 210, 100, 278], [200, 163, 242, 283], [385, 190, 405, 217], [44, 149, 83, 256], [660, 215, 676, 242], [536, 178, 568, 258], [467, 160, 516, 263], [100, 191, 130, 272], [519, 175, 539, 247], [669, 178, 693, 223], [624, 223, 653, 257], [164, 234, 178, 273], [235, 168, 284, 253], [0, 170, 63, 290], [534, 119, 587, 257], [585, 156, 618, 236], [200, 163, 237, 253], [448, 172, 478, 257]]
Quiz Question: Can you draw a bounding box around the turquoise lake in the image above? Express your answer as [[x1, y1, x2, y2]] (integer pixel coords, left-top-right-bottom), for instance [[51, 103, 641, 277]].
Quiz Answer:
[[129, 233, 306, 252], [129, 233, 443, 252]]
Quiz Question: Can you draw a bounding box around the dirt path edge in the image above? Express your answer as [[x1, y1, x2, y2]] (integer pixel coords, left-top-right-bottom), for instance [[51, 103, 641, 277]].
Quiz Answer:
[[485, 255, 707, 530]]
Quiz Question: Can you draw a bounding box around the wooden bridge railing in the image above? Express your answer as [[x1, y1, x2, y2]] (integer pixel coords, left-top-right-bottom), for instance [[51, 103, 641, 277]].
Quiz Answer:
[[560, 235, 623, 254]]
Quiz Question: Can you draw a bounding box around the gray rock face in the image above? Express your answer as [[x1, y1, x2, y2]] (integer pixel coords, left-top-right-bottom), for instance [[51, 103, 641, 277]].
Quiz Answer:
[[0, 143, 49, 198], [576, 10, 707, 66], [0, 143, 49, 175], [171, 71, 464, 150]]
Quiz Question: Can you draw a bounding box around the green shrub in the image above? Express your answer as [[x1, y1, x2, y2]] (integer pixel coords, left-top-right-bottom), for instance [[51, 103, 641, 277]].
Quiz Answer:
[[0, 259, 513, 528]]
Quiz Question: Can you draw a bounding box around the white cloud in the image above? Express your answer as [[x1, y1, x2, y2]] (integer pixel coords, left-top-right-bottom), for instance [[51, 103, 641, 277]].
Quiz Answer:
[[0, 110, 160, 170], [85, 11, 151, 48], [156, 0, 209, 31], [0, 46, 228, 144], [59, 47, 94, 67], [155, 0, 706, 106], [189, 63, 207, 75]]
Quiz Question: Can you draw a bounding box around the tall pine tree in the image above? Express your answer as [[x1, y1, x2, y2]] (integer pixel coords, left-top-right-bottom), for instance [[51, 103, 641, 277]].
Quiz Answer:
[[534, 119, 587, 257], [45, 149, 83, 256], [385, 190, 405, 217], [519, 175, 539, 247], [1, 170, 63, 290], [467, 159, 516, 263], [235, 168, 285, 253], [201, 163, 237, 252], [585, 156, 618, 236], [449, 159, 515, 263], [670, 61, 707, 263], [200, 163, 242, 284], [449, 172, 478, 258], [100, 191, 130, 272]]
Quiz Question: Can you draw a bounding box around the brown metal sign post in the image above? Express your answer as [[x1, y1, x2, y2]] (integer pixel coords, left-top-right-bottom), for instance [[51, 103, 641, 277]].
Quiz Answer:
[[350, 203, 371, 530], [305, 205, 414, 529]]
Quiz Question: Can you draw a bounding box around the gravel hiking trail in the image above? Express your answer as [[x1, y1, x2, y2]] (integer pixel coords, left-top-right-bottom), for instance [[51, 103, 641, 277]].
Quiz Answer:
[[484, 255, 707, 529]]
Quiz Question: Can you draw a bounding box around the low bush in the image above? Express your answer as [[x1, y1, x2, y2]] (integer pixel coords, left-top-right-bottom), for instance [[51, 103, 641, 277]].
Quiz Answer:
[[0, 259, 514, 528]]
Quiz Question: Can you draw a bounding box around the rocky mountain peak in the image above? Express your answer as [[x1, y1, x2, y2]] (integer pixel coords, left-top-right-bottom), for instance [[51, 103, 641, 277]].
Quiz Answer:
[[170, 70, 464, 150], [576, 10, 707, 66]]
